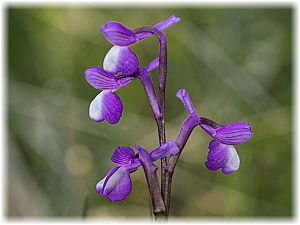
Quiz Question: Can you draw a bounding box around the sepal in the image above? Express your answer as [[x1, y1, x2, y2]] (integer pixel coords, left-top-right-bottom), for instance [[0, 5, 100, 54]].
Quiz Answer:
[[100, 21, 138, 46]]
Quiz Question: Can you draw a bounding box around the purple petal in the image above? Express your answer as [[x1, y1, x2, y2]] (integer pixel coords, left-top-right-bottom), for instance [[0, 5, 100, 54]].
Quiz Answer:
[[111, 146, 135, 166], [100, 21, 138, 46], [176, 89, 196, 114], [145, 58, 159, 72], [136, 15, 181, 41], [85, 66, 123, 90], [154, 15, 181, 31], [215, 122, 253, 145], [103, 46, 139, 76], [150, 141, 179, 161], [102, 91, 123, 124], [100, 15, 180, 47], [89, 91, 123, 124], [96, 166, 132, 202], [205, 140, 227, 171], [205, 140, 240, 174]]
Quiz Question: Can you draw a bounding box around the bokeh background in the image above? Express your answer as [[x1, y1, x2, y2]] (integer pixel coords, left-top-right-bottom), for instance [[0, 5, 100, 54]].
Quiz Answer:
[[7, 7, 293, 217]]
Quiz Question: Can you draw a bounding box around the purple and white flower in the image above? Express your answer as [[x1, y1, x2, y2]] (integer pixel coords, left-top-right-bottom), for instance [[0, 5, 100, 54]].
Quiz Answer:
[[85, 46, 138, 124], [96, 141, 179, 202], [201, 122, 252, 174], [85, 46, 159, 124], [176, 89, 253, 174]]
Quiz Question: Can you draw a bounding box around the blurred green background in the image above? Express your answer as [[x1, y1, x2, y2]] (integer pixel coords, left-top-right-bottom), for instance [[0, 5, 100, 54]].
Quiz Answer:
[[7, 7, 292, 218]]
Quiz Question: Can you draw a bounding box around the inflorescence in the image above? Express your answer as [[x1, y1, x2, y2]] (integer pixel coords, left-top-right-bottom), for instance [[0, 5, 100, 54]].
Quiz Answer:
[[84, 15, 253, 213]]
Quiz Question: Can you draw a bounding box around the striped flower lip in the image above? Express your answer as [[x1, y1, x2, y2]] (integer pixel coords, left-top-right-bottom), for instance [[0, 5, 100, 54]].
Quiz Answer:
[[205, 140, 240, 174], [89, 90, 123, 124]]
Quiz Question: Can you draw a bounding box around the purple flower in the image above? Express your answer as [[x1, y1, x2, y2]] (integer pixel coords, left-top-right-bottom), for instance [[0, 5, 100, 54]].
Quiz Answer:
[[100, 15, 180, 46], [176, 89, 253, 174], [85, 46, 159, 124], [96, 141, 179, 202], [202, 125, 252, 175], [200, 122, 252, 174]]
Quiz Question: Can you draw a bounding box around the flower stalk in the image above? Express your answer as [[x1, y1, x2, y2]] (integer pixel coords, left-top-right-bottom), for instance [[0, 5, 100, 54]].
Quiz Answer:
[[136, 145, 166, 220], [165, 114, 200, 215], [138, 70, 162, 123], [134, 26, 169, 213]]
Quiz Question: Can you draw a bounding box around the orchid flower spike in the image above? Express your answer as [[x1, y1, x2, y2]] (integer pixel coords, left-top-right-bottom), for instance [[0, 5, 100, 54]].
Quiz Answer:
[[96, 141, 179, 202], [100, 15, 180, 46], [176, 89, 253, 174]]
